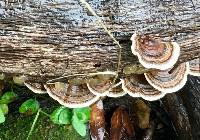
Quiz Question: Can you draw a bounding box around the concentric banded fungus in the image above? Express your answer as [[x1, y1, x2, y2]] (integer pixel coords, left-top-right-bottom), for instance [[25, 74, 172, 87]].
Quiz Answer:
[[121, 74, 165, 101], [145, 62, 189, 93], [107, 80, 127, 98], [44, 79, 99, 108], [188, 58, 200, 76], [131, 33, 180, 70], [24, 82, 47, 94], [86, 71, 117, 96]]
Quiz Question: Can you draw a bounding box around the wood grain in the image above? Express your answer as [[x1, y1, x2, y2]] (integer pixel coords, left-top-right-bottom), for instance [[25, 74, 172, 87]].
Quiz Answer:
[[0, 0, 199, 82]]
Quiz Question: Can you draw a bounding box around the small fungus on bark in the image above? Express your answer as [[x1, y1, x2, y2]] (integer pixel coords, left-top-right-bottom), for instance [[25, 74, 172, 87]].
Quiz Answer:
[[144, 62, 189, 93], [131, 33, 180, 70], [44, 81, 99, 108], [107, 80, 127, 98], [121, 74, 165, 101], [24, 82, 47, 94], [86, 71, 117, 96]]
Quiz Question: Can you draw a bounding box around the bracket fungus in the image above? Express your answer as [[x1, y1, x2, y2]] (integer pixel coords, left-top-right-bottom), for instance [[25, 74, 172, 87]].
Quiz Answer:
[[107, 80, 127, 98], [121, 74, 165, 101], [86, 71, 117, 96], [24, 82, 47, 94], [188, 58, 200, 76], [44, 79, 100, 108], [131, 33, 180, 70], [144, 62, 189, 93]]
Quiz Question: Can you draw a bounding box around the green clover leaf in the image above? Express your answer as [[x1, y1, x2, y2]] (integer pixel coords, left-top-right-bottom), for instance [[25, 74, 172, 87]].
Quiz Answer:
[[73, 107, 90, 123], [0, 108, 5, 123], [19, 99, 40, 115], [50, 106, 72, 125], [0, 104, 8, 115], [72, 114, 87, 137], [0, 91, 18, 104]]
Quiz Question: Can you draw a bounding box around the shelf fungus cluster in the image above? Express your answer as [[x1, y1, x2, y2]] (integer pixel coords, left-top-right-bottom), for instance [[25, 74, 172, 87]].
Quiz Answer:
[[22, 71, 127, 108], [128, 32, 199, 100], [20, 33, 199, 108], [121, 74, 165, 101], [43, 76, 100, 108]]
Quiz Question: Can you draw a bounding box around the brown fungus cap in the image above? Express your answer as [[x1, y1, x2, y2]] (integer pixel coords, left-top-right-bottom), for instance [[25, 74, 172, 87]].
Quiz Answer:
[[145, 62, 189, 93], [44, 80, 99, 108], [121, 74, 165, 101], [86, 71, 117, 96], [131, 33, 180, 70], [107, 80, 127, 98], [24, 82, 47, 94], [189, 58, 200, 76]]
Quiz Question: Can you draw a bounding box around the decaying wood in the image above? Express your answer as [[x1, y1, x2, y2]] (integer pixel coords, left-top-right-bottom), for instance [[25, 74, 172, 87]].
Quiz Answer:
[[179, 76, 200, 139], [162, 93, 192, 139], [0, 0, 199, 82], [161, 76, 200, 140], [142, 121, 156, 140]]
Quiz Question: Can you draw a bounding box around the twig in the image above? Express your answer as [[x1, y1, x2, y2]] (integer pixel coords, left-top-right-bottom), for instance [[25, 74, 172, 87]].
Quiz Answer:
[[26, 108, 41, 140], [79, 0, 122, 85], [40, 110, 51, 117]]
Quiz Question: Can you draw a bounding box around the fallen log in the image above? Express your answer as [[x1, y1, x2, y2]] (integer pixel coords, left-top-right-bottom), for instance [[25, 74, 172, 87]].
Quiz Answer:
[[179, 76, 200, 139], [0, 0, 199, 82], [162, 93, 192, 139]]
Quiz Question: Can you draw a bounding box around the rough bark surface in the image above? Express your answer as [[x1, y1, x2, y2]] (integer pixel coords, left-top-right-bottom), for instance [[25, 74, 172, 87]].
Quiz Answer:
[[0, 0, 199, 82]]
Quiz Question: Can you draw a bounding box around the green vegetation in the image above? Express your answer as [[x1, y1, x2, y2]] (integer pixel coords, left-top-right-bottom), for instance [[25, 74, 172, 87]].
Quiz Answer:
[[0, 107, 5, 123], [19, 99, 40, 115], [50, 106, 72, 125], [0, 85, 90, 140], [71, 107, 91, 137], [50, 106, 91, 137], [0, 91, 18, 104]]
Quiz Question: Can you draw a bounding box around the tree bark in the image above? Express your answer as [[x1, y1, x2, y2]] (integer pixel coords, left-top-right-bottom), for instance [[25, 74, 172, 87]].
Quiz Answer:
[[0, 0, 199, 82]]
